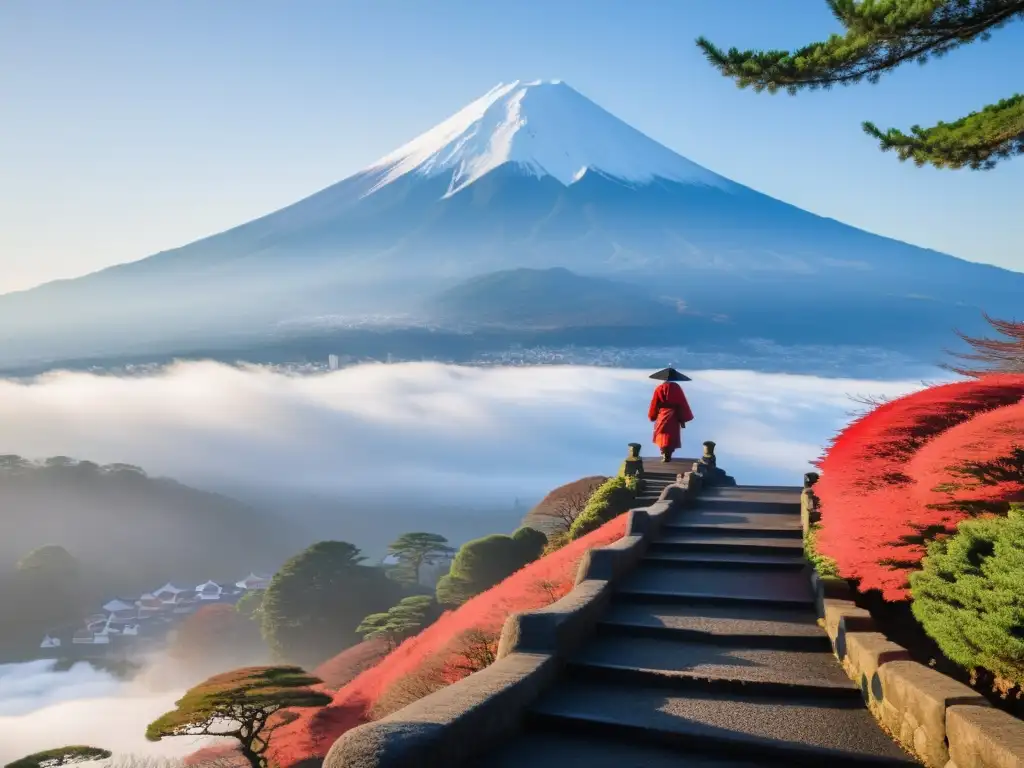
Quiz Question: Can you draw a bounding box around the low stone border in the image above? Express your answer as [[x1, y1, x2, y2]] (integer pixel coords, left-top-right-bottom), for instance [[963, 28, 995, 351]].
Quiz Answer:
[[324, 452, 714, 768], [806, 479, 1024, 767]]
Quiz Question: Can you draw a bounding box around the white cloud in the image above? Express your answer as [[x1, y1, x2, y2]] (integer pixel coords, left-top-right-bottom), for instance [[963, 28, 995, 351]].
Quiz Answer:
[[0, 661, 219, 763], [0, 361, 931, 501]]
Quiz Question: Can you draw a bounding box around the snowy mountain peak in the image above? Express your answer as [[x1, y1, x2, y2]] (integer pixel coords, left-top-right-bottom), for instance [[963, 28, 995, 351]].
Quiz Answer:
[[364, 79, 731, 197]]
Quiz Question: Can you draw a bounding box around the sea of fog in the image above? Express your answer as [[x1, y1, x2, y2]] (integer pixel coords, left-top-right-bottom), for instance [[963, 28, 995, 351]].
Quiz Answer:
[[0, 659, 222, 763], [0, 361, 943, 760]]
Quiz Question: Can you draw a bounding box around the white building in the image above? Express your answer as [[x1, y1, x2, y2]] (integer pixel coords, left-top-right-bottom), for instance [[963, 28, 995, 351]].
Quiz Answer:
[[195, 580, 223, 601], [102, 598, 137, 620], [72, 628, 110, 645], [136, 593, 165, 616], [40, 634, 61, 649], [328, 354, 339, 371], [152, 583, 186, 603]]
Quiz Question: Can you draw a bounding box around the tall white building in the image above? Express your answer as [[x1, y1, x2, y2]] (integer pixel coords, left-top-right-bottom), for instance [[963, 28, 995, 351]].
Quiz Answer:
[[328, 354, 339, 370]]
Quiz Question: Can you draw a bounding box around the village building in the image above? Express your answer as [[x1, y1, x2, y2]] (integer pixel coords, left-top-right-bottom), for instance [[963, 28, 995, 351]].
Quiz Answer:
[[195, 580, 224, 601], [136, 593, 165, 617], [72, 628, 110, 645], [102, 598, 138, 621], [35, 568, 273, 660], [152, 583, 186, 604]]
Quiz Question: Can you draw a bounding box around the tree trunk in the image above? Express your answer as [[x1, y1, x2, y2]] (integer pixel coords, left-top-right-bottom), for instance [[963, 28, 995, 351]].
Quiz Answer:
[[239, 746, 263, 768]]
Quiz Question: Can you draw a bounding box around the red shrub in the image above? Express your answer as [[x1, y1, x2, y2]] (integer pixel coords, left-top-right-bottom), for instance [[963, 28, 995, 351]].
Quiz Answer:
[[815, 374, 1024, 599], [910, 399, 1024, 517], [266, 514, 629, 767], [312, 638, 390, 690], [183, 745, 249, 767]]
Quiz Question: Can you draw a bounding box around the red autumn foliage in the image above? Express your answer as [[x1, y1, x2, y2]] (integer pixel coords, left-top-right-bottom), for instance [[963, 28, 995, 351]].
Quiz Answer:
[[266, 514, 629, 767], [183, 746, 249, 767], [312, 638, 390, 690], [945, 313, 1024, 378], [910, 399, 1024, 516], [815, 374, 1024, 600]]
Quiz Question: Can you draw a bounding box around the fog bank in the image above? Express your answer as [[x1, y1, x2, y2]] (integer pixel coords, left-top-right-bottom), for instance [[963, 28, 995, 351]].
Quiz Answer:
[[0, 660, 220, 763], [0, 362, 934, 503]]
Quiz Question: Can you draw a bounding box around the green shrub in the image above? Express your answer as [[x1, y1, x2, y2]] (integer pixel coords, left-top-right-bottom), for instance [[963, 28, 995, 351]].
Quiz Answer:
[[909, 504, 1024, 685], [805, 523, 839, 578], [435, 527, 547, 607], [511, 526, 548, 560], [568, 476, 635, 540]]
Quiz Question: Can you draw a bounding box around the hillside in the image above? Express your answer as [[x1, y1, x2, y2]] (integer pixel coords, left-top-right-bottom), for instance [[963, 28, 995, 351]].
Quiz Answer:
[[0, 80, 1019, 368], [521, 475, 610, 534], [426, 268, 681, 329], [0, 456, 297, 591]]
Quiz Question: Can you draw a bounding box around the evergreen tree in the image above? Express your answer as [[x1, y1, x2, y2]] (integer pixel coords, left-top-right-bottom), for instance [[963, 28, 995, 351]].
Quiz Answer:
[[146, 666, 330, 768], [356, 595, 436, 650], [260, 541, 403, 667], [5, 747, 111, 768], [386, 532, 454, 586], [697, 0, 1024, 169], [435, 527, 547, 607], [909, 505, 1024, 686]]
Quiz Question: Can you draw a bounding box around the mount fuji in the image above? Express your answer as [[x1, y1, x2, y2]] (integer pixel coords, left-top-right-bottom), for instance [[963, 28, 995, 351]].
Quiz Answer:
[[1, 79, 1020, 370]]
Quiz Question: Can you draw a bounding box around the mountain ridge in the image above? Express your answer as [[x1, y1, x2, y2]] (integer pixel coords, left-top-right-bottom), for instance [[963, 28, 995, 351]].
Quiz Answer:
[[0, 79, 1019, 368]]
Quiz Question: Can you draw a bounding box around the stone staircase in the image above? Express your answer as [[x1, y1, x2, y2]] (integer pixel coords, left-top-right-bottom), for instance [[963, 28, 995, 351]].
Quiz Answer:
[[469, 461, 918, 767]]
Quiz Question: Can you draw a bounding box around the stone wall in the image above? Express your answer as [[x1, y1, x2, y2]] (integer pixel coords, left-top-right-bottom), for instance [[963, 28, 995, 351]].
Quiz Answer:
[[324, 448, 720, 768], [811, 568, 1024, 767]]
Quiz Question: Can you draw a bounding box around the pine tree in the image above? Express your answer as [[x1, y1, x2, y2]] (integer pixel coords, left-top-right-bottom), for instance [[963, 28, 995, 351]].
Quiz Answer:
[[696, 0, 1024, 169], [5, 747, 111, 768], [146, 666, 331, 768], [386, 532, 454, 586], [356, 595, 435, 650], [944, 313, 1024, 376]]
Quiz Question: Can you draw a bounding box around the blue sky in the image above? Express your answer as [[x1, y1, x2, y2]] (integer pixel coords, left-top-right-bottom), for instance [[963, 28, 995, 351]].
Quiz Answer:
[[2, 0, 1021, 292]]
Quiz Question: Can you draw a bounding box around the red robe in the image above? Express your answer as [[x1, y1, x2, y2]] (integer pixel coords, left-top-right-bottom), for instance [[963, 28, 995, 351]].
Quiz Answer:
[[648, 381, 694, 451]]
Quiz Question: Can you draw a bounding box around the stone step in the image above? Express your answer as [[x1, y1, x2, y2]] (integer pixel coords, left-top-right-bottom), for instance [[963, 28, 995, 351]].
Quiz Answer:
[[700, 486, 803, 502], [616, 566, 815, 609], [473, 730, 778, 767], [598, 602, 829, 651], [642, 551, 807, 570], [666, 507, 804, 530], [683, 499, 801, 515], [651, 534, 805, 557], [568, 636, 857, 699], [526, 681, 917, 766], [661, 524, 802, 539]]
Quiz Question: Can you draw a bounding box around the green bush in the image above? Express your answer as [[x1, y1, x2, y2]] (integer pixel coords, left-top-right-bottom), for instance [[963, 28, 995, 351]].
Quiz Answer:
[[805, 523, 839, 578], [511, 526, 548, 560], [909, 504, 1024, 685], [435, 526, 548, 607], [568, 476, 635, 540]]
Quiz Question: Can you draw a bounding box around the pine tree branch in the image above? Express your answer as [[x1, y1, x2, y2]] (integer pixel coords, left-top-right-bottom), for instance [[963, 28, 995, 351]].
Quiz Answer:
[[695, 1, 1024, 93], [862, 94, 1024, 168]]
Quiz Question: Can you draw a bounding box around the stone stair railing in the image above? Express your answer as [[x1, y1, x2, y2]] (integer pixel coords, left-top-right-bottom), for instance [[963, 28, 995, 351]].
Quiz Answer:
[[325, 443, 723, 768]]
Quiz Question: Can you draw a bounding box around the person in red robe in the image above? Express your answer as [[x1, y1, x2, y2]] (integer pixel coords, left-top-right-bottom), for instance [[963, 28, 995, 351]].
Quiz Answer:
[[647, 369, 694, 462]]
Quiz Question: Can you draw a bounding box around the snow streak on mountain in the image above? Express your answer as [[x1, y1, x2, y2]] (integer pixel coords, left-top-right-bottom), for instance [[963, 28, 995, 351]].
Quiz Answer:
[[0, 78, 1020, 370], [362, 80, 734, 197]]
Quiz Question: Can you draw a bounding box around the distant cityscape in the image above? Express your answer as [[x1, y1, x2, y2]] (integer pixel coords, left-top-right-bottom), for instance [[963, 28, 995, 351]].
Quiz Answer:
[[55, 341, 935, 381]]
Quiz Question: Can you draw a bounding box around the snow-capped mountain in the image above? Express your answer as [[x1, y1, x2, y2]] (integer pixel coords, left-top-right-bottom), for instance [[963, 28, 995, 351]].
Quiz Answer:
[[0, 79, 1020, 369], [362, 80, 733, 196]]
